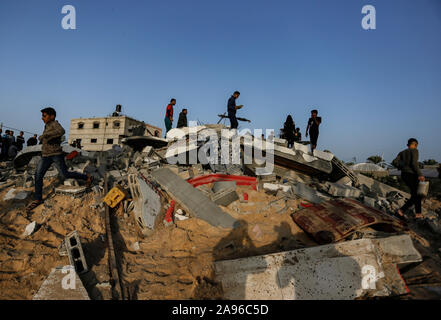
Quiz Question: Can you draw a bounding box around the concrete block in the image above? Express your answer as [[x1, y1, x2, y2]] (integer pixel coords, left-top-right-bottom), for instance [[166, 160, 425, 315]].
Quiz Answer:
[[33, 266, 90, 300], [55, 186, 87, 198], [212, 181, 236, 193], [313, 149, 334, 162], [326, 182, 362, 198], [65, 231, 88, 275], [291, 182, 330, 204], [293, 142, 309, 154], [263, 183, 291, 193], [212, 188, 239, 207]]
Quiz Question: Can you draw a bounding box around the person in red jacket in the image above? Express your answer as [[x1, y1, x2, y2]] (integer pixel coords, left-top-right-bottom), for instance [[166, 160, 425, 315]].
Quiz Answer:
[[164, 98, 176, 135]]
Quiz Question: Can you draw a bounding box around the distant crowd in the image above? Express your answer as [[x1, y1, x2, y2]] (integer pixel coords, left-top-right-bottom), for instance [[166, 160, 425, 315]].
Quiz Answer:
[[0, 129, 38, 160]]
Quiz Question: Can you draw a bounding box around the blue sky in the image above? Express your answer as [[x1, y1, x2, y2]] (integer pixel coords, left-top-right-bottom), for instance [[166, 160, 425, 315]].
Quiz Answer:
[[1, 0, 440, 163]]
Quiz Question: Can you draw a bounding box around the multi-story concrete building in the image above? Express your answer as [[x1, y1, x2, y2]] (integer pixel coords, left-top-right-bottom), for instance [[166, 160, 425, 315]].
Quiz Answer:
[[68, 112, 162, 151]]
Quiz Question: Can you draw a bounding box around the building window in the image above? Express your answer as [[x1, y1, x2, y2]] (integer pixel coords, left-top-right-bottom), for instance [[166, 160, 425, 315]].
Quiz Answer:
[[107, 139, 114, 144], [78, 123, 84, 129], [91, 138, 97, 143], [93, 122, 100, 129], [113, 121, 120, 128]]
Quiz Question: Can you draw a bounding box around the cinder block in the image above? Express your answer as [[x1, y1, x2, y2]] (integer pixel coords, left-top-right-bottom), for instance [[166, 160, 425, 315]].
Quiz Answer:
[[212, 188, 239, 206], [65, 231, 88, 275]]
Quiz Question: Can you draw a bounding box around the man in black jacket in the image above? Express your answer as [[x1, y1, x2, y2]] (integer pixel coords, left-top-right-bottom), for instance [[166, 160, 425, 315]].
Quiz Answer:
[[16, 131, 25, 151], [395, 138, 425, 219], [27, 134, 38, 146], [227, 91, 243, 129], [177, 109, 188, 128]]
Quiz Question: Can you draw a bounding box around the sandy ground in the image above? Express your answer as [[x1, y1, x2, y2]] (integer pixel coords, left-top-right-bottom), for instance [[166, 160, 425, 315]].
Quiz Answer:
[[0, 181, 316, 300]]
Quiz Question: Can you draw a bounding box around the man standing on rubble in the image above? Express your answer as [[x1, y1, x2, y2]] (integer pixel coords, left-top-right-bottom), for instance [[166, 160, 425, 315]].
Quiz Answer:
[[164, 98, 176, 135], [16, 131, 25, 151], [26, 107, 92, 213], [306, 109, 321, 152], [177, 108, 188, 128], [227, 91, 243, 129], [394, 138, 425, 220], [27, 134, 38, 146]]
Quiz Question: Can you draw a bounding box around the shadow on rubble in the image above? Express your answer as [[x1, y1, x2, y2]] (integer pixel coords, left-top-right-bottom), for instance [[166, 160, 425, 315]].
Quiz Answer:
[[193, 220, 321, 299], [80, 236, 108, 300], [108, 209, 140, 300]]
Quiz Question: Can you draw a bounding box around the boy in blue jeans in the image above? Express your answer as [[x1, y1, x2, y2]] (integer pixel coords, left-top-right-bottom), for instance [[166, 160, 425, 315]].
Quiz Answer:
[[26, 107, 92, 213]]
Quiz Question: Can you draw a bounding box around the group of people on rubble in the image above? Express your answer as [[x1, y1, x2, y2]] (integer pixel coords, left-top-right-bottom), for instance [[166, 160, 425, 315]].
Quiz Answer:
[[8, 90, 428, 224], [279, 110, 322, 152], [165, 90, 423, 222], [162, 92, 323, 154], [0, 129, 38, 160]]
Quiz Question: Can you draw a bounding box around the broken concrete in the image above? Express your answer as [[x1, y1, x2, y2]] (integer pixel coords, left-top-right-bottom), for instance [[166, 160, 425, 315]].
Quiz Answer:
[[33, 266, 90, 300], [128, 174, 162, 234], [214, 235, 421, 300], [290, 182, 330, 204], [325, 181, 362, 198], [151, 168, 238, 229]]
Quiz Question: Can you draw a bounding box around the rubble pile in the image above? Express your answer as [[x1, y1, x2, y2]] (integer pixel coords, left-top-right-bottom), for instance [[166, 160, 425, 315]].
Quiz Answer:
[[1, 125, 441, 300]]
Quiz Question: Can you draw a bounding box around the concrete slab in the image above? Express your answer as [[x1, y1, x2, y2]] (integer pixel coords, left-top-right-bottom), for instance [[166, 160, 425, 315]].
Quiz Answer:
[[54, 185, 87, 197], [325, 182, 362, 198], [356, 173, 410, 199], [291, 182, 330, 204], [128, 174, 162, 233], [313, 149, 335, 161], [215, 235, 420, 300], [151, 168, 238, 229], [33, 266, 90, 300]]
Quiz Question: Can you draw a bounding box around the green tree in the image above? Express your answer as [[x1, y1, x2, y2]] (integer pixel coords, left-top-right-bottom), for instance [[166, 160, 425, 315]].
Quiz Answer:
[[367, 155, 382, 164]]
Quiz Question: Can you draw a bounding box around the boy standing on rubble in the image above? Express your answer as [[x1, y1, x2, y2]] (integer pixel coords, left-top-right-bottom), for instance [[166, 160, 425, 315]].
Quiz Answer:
[[26, 107, 92, 213], [164, 98, 176, 135], [394, 138, 425, 220], [306, 109, 321, 152]]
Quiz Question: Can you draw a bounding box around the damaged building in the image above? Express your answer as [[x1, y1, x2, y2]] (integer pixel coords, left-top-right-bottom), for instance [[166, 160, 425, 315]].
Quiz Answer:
[[68, 105, 162, 152]]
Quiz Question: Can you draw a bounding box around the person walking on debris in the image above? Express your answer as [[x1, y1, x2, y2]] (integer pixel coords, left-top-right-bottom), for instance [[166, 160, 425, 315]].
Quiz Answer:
[[26, 107, 93, 213], [306, 109, 321, 152], [281, 115, 296, 148], [27, 134, 38, 146], [16, 131, 25, 151], [177, 108, 188, 128], [393, 138, 425, 220], [294, 127, 302, 142], [164, 98, 176, 135], [227, 91, 243, 129]]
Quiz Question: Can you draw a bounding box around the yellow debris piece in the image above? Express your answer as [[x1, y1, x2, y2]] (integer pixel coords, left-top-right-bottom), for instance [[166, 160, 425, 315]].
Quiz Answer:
[[103, 186, 126, 208]]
